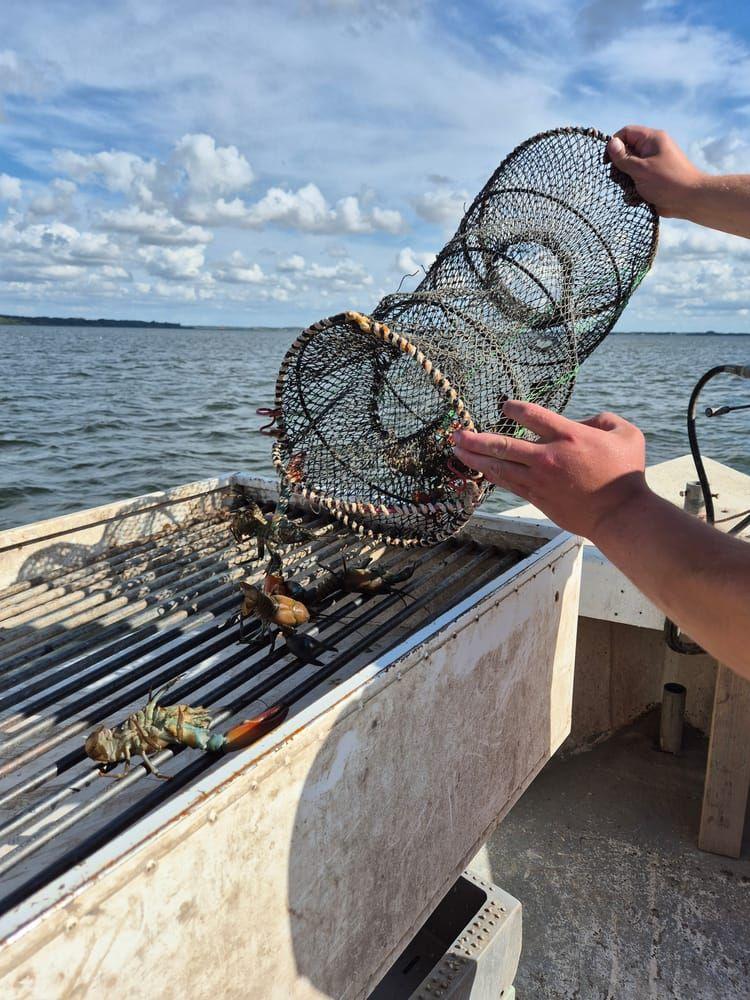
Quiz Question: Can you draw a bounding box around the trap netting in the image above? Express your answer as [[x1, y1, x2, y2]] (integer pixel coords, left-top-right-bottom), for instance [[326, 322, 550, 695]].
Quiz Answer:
[[268, 126, 658, 546]]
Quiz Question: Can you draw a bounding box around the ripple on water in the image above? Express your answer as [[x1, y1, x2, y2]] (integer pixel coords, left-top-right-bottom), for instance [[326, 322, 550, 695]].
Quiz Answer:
[[0, 484, 54, 506], [0, 438, 41, 449], [206, 401, 238, 412], [79, 419, 129, 434]]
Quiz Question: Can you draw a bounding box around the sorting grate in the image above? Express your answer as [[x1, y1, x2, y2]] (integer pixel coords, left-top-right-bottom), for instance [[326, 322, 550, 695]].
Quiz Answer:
[[0, 491, 523, 916]]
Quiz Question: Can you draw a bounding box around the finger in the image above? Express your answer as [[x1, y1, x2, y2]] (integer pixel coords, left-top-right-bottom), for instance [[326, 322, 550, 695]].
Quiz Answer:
[[502, 400, 574, 441], [452, 429, 540, 466], [452, 446, 533, 493]]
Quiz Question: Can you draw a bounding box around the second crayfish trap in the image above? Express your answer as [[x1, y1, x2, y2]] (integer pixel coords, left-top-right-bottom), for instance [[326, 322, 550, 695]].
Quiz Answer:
[[266, 127, 658, 546]]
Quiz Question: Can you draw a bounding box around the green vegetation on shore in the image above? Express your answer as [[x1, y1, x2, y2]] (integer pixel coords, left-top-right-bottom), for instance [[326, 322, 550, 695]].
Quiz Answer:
[[0, 314, 187, 329]]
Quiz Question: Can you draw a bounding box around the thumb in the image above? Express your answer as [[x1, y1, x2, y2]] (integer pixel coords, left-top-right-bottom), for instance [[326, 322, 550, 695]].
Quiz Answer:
[[607, 136, 636, 175]]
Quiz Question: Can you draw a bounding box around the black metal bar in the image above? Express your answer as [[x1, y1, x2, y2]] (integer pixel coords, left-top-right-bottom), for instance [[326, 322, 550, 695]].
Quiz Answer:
[[280, 549, 519, 707], [0, 504, 523, 922], [0, 538, 407, 808]]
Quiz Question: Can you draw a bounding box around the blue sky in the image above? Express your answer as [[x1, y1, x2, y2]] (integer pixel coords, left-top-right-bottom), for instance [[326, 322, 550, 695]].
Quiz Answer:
[[1, 0, 750, 329]]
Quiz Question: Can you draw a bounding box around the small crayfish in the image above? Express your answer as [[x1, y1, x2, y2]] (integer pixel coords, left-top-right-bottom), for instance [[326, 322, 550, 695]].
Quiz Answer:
[[224, 494, 313, 561], [263, 553, 338, 611], [84, 678, 290, 777]]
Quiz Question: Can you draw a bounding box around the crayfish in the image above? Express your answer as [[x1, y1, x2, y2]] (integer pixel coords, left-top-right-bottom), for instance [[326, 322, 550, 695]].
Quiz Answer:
[[238, 582, 310, 640], [84, 679, 225, 779], [263, 553, 338, 612], [224, 495, 313, 561], [321, 556, 417, 598], [84, 678, 291, 777], [237, 579, 340, 665]]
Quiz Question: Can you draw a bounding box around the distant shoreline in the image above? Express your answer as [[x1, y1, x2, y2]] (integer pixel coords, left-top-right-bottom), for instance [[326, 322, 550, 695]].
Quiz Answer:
[[0, 314, 748, 335], [0, 314, 189, 329], [616, 330, 750, 336]]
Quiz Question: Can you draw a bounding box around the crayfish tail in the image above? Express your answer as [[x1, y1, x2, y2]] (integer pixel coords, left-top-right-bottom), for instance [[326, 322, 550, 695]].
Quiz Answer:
[[222, 704, 289, 752]]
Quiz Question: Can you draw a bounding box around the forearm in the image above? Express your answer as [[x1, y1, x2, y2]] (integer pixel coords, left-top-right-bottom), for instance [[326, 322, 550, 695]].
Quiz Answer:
[[591, 488, 750, 677], [679, 173, 750, 239]]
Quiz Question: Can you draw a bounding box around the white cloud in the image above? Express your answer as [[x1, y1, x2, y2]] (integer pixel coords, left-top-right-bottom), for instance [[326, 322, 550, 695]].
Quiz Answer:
[[213, 250, 265, 284], [57, 149, 158, 203], [242, 184, 321, 230], [100, 264, 130, 279], [371, 206, 403, 233], [692, 132, 750, 174], [657, 222, 750, 260], [54, 132, 405, 239], [174, 133, 254, 195], [633, 220, 750, 318], [595, 25, 750, 95], [99, 206, 212, 245], [0, 173, 21, 201], [0, 49, 56, 103], [0, 216, 120, 263], [138, 244, 205, 279], [3, 4, 750, 326], [277, 253, 305, 271], [27, 178, 76, 218], [226, 183, 404, 234], [306, 257, 373, 288], [415, 188, 469, 227]]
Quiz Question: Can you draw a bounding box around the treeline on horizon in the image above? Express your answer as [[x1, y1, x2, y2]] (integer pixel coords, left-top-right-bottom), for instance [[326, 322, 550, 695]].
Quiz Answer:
[[0, 314, 187, 329]]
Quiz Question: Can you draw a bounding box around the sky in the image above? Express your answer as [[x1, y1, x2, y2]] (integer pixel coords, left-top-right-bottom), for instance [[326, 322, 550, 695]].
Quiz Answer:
[[1, 0, 750, 329]]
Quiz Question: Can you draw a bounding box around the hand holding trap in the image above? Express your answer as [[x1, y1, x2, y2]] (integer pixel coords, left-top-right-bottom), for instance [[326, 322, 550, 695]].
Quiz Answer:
[[265, 126, 659, 546]]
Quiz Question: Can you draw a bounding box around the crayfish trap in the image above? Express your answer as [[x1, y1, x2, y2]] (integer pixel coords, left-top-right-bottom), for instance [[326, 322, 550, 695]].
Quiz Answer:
[[267, 127, 658, 546]]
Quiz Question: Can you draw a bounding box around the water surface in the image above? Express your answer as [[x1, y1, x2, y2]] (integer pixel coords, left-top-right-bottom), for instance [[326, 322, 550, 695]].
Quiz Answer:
[[2, 325, 750, 531]]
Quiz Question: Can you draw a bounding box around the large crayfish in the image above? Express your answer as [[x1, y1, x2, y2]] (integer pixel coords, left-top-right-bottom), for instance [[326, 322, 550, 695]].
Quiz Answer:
[[237, 577, 339, 665], [238, 582, 310, 639], [84, 678, 288, 777]]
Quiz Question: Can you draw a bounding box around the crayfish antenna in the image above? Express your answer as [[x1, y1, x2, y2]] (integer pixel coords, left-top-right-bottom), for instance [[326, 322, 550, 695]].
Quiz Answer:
[[222, 703, 289, 752], [148, 673, 184, 705], [391, 586, 416, 607]]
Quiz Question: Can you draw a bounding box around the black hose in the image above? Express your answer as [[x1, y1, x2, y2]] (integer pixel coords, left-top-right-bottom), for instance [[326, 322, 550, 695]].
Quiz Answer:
[[686, 365, 732, 526], [665, 364, 749, 654], [729, 510, 750, 536]]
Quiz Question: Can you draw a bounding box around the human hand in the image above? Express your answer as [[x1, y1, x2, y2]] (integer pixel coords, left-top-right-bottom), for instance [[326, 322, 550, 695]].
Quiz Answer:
[[452, 401, 649, 539], [607, 125, 705, 219]]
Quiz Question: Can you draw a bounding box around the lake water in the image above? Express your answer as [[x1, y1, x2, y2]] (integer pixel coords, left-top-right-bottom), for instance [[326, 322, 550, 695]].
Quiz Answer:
[[3, 324, 750, 532]]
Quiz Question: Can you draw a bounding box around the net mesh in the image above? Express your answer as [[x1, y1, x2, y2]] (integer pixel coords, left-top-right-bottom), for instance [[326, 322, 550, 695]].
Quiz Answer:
[[268, 127, 658, 545]]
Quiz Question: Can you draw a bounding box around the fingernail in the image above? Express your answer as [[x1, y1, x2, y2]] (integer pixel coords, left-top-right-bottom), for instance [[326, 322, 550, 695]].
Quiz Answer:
[[609, 136, 625, 157]]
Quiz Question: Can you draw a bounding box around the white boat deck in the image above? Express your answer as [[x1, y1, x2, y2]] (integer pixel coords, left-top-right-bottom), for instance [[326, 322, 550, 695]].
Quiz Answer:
[[499, 454, 750, 629]]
